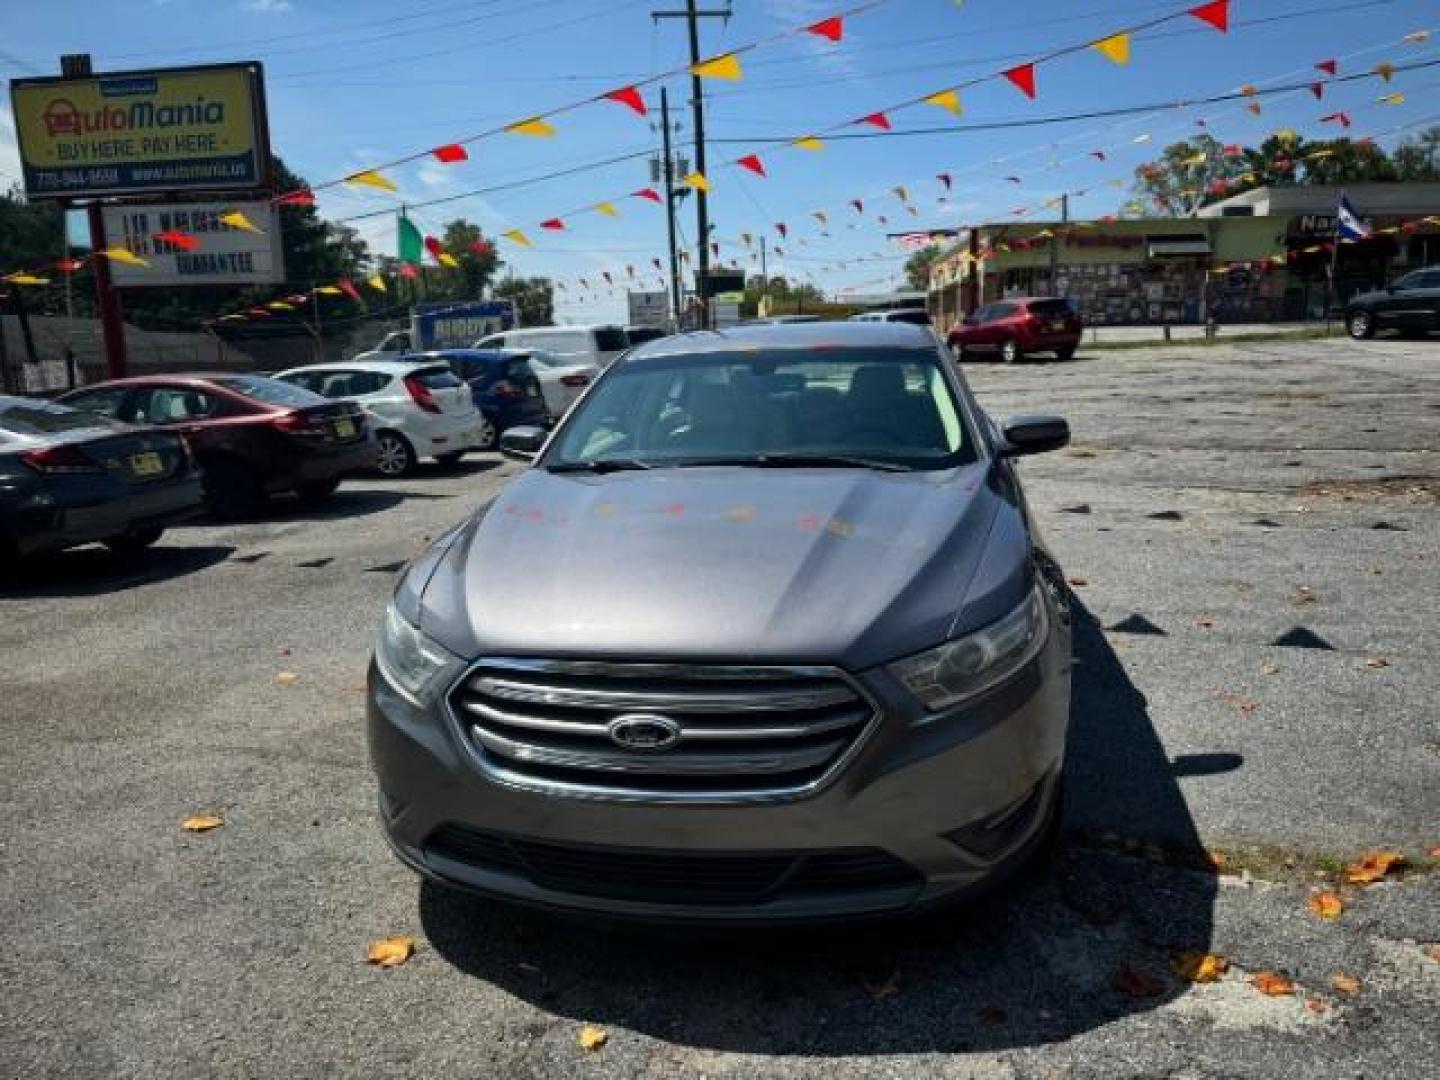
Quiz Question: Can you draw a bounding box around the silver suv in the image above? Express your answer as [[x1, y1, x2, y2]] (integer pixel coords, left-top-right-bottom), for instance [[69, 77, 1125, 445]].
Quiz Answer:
[[367, 321, 1073, 922]]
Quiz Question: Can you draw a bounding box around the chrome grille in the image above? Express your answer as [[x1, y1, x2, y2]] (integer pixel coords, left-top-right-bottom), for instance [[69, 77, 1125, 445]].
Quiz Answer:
[[448, 659, 877, 801]]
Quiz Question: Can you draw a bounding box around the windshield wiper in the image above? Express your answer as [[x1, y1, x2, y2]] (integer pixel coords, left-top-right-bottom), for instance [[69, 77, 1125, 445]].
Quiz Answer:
[[546, 458, 653, 473], [674, 453, 910, 473]]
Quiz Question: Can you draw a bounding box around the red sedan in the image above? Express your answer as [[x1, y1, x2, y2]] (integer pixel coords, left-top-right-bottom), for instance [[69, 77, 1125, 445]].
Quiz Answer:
[[60, 374, 377, 518], [947, 297, 1082, 363]]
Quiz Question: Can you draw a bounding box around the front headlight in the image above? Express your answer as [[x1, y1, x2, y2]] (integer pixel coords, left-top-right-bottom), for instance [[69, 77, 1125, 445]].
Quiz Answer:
[[373, 602, 465, 707], [888, 583, 1049, 713]]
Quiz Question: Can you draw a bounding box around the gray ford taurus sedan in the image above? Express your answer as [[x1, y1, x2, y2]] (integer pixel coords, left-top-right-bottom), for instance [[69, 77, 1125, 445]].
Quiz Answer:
[[367, 321, 1074, 922]]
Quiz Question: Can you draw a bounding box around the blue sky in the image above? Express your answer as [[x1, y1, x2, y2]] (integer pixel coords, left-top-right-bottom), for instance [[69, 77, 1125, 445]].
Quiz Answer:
[[3, 0, 1437, 323]]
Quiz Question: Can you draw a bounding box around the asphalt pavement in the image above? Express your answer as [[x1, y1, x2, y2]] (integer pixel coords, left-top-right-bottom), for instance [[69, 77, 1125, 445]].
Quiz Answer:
[[1, 336, 1436, 1078]]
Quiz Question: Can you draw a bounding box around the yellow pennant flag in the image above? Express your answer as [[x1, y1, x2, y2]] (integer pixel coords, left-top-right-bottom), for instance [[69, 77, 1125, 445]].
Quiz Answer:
[[268, 301, 294, 311], [1180, 152, 1208, 166], [792, 136, 825, 151], [502, 228, 533, 247], [1092, 33, 1130, 65], [1378, 91, 1405, 105], [316, 285, 344, 296], [218, 210, 262, 233], [1374, 61, 1395, 81], [5, 273, 50, 285], [1403, 29, 1431, 43], [438, 252, 460, 268], [922, 89, 962, 116], [102, 247, 148, 267], [345, 169, 398, 192], [683, 171, 710, 191], [1306, 149, 1336, 160], [506, 117, 557, 137], [692, 52, 743, 81], [366, 274, 388, 292], [593, 202, 619, 218]]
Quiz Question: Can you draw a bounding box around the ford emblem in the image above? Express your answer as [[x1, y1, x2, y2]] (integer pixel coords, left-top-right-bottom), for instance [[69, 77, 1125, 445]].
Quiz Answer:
[[607, 713, 682, 752]]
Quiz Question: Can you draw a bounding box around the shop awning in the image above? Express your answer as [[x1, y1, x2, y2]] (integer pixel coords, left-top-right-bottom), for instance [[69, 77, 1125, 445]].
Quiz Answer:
[[1147, 235, 1211, 257]]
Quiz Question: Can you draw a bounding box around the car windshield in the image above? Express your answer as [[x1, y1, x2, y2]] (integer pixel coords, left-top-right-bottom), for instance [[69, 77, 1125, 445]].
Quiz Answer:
[[0, 397, 120, 436], [212, 375, 327, 407], [1027, 299, 1074, 317], [545, 348, 975, 472]]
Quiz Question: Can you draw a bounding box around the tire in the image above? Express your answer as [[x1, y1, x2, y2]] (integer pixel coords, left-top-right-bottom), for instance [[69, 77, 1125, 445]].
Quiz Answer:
[[295, 478, 341, 504], [1055, 345, 1076, 362], [950, 342, 967, 362], [1000, 338, 1023, 364], [202, 458, 265, 520], [1347, 309, 1375, 340], [104, 526, 164, 555], [434, 452, 465, 468], [374, 431, 417, 477], [478, 417, 497, 451]]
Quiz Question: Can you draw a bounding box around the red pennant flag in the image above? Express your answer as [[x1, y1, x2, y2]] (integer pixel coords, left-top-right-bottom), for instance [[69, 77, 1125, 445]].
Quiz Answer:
[[399, 263, 418, 279], [247, 308, 270, 317], [1004, 175, 1022, 184], [432, 143, 468, 163], [737, 153, 767, 177], [424, 235, 444, 259], [286, 293, 310, 304], [469, 240, 491, 255], [1320, 112, 1352, 128], [652, 258, 662, 270], [1002, 63, 1036, 99], [937, 172, 952, 190], [877, 215, 888, 224], [338, 278, 362, 301], [710, 241, 720, 258], [773, 246, 784, 256], [805, 15, 843, 42], [605, 85, 647, 116], [55, 258, 85, 272], [602, 271, 613, 285], [154, 230, 200, 252], [861, 111, 892, 130], [540, 218, 565, 230], [850, 198, 864, 213], [775, 222, 788, 238], [274, 189, 315, 206], [632, 187, 662, 203], [1316, 59, 1338, 76], [1089, 150, 1106, 161], [1309, 82, 1324, 99], [1188, 0, 1228, 32]]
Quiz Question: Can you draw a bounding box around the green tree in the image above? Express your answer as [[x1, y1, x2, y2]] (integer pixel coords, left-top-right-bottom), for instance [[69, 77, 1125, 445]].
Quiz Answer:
[[1392, 126, 1440, 181], [903, 245, 942, 290], [0, 185, 64, 271], [495, 276, 554, 325], [419, 218, 501, 302]]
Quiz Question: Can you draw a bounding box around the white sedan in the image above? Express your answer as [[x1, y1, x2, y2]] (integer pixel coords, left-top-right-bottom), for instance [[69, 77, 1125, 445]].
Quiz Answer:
[[274, 360, 489, 477], [516, 349, 597, 421]]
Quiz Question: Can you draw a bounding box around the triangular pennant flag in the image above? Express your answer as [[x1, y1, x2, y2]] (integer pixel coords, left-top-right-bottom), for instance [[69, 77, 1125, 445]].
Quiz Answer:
[[683, 172, 710, 192], [1004, 175, 1022, 183], [4, 273, 49, 286], [1092, 33, 1130, 65], [505, 117, 557, 137], [1403, 29, 1431, 43], [737, 153, 767, 177], [338, 279, 362, 301], [399, 263, 418, 279], [1180, 151, 1208, 166], [502, 228, 533, 247], [424, 235, 445, 259], [805, 15, 843, 42], [218, 211, 262, 233], [776, 222, 788, 238], [937, 173, 952, 190], [605, 86, 647, 116], [812, 211, 828, 226], [633, 187, 663, 203], [1319, 112, 1352, 127], [710, 241, 719, 258], [652, 258, 663, 270], [1188, 0, 1228, 32], [740, 233, 752, 247], [154, 230, 200, 252], [691, 52, 743, 81], [432, 143, 468, 163], [861, 111, 891, 130], [1247, 101, 1262, 115], [1090, 150, 1107, 161], [55, 258, 85, 273], [398, 216, 424, 264], [793, 136, 825, 151], [593, 202, 619, 218], [625, 265, 634, 278], [1310, 82, 1324, 99], [101, 247, 148, 267], [1377, 91, 1405, 105], [1374, 61, 1395, 81], [1002, 64, 1036, 99], [540, 218, 566, 230], [772, 246, 783, 256], [275, 189, 315, 206], [1316, 58, 1338, 75], [246, 308, 271, 317], [345, 169, 397, 192], [366, 274, 388, 292], [602, 271, 613, 285], [315, 285, 344, 296], [892, 185, 909, 202], [923, 89, 963, 115], [850, 198, 864, 213], [437, 252, 460, 268]]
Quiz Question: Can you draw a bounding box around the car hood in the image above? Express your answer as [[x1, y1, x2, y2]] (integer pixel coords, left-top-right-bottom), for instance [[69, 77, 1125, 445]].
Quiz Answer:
[[418, 463, 1019, 670]]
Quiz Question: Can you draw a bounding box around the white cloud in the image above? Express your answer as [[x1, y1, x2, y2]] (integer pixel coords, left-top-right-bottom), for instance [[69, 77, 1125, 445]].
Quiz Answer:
[[241, 0, 293, 12], [0, 107, 24, 189]]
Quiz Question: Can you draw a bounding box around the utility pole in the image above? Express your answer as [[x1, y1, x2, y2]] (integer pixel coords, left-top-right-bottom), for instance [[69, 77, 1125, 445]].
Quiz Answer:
[[653, 1, 730, 330], [659, 86, 683, 331], [1049, 193, 1068, 298]]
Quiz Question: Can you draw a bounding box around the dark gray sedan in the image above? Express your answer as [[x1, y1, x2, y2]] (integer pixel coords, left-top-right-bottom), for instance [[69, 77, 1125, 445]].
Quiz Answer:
[[0, 395, 202, 560], [367, 321, 1074, 922]]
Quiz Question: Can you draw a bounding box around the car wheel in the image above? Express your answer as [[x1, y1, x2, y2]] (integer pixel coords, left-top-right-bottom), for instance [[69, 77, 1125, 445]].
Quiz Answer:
[[374, 431, 417, 477], [1347, 310, 1375, 340], [202, 459, 265, 520], [950, 342, 967, 362], [478, 417, 497, 450], [1000, 338, 1023, 364], [1055, 346, 1076, 362], [104, 526, 164, 555], [434, 451, 465, 468], [295, 478, 341, 504]]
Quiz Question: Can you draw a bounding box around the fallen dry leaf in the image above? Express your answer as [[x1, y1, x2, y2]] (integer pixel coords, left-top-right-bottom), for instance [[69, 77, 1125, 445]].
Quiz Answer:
[[366, 935, 416, 968], [1171, 951, 1229, 984], [1307, 891, 1345, 921], [275, 671, 300, 685], [181, 814, 223, 832], [1067, 576, 1089, 587], [1344, 850, 1405, 886], [1426, 945, 1440, 964], [1260, 660, 1280, 675], [1364, 657, 1391, 669], [278, 646, 292, 657], [1330, 972, 1362, 996], [577, 1024, 608, 1051], [1207, 849, 1227, 870], [1251, 971, 1296, 997], [1196, 615, 1216, 629], [1293, 586, 1317, 605], [1110, 963, 1166, 999], [1306, 998, 1327, 1014]]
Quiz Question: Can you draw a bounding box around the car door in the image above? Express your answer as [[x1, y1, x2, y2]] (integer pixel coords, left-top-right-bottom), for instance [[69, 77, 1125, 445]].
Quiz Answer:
[[960, 306, 991, 349], [1375, 271, 1426, 329]]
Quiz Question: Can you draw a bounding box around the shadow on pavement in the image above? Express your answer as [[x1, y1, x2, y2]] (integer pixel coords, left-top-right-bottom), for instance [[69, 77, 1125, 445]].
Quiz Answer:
[[419, 600, 1216, 1054], [0, 543, 234, 599]]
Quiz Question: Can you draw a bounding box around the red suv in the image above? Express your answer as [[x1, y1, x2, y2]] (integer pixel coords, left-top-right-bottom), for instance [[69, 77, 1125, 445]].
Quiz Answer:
[[947, 297, 1082, 363], [60, 374, 376, 518]]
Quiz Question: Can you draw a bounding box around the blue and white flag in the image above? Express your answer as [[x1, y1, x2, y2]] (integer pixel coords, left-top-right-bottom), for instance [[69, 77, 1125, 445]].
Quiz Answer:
[[1336, 193, 1371, 240]]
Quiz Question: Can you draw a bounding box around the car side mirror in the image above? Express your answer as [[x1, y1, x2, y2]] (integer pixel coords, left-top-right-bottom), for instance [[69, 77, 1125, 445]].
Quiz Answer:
[[499, 426, 547, 462], [999, 414, 1069, 457]]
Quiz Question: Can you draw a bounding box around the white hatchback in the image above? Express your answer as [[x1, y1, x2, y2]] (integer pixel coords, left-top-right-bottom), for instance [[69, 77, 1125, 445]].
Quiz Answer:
[[274, 360, 489, 477]]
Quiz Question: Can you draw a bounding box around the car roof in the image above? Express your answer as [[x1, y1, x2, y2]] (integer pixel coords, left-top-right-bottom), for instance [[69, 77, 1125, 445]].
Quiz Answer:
[[496, 324, 619, 334], [62, 373, 256, 390], [625, 320, 935, 360], [278, 359, 441, 375]]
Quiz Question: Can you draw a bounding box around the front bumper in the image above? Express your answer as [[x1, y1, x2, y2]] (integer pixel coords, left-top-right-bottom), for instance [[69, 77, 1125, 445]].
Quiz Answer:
[[367, 618, 1071, 923]]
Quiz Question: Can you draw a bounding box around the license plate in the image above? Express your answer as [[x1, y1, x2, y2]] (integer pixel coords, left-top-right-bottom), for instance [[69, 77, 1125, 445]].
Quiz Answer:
[[334, 418, 356, 438], [130, 451, 164, 477]]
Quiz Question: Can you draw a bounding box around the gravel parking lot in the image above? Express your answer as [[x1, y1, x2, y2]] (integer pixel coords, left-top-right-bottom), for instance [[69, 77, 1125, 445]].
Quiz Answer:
[[3, 337, 1437, 1078]]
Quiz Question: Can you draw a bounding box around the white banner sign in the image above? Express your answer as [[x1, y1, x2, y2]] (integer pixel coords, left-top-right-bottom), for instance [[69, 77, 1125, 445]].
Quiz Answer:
[[101, 200, 284, 286], [627, 290, 669, 328]]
